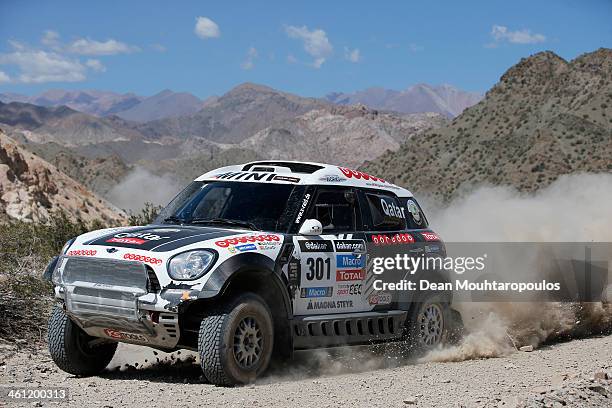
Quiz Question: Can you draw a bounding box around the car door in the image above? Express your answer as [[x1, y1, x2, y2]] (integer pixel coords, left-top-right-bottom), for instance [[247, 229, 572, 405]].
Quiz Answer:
[[359, 189, 414, 310], [292, 187, 368, 315]]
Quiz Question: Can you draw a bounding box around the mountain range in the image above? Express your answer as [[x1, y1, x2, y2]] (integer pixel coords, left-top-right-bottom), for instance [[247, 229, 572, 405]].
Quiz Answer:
[[326, 84, 482, 117], [362, 48, 612, 201], [1, 48, 609, 221]]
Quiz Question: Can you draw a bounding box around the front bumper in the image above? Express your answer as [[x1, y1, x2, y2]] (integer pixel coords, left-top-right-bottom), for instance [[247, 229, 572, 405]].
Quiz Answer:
[[53, 256, 180, 348]]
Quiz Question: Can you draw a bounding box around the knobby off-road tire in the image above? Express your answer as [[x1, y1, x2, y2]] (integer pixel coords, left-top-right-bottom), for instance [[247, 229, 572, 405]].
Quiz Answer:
[[198, 293, 274, 386], [48, 306, 117, 376], [406, 293, 451, 355]]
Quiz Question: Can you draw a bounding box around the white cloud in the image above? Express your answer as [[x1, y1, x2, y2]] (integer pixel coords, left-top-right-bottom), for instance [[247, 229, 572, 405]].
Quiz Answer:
[[490, 25, 546, 44], [41, 30, 60, 48], [0, 71, 10, 83], [0, 49, 87, 83], [85, 58, 106, 72], [66, 38, 139, 55], [344, 47, 361, 63], [285, 25, 333, 68], [195, 16, 220, 39], [241, 46, 258, 70]]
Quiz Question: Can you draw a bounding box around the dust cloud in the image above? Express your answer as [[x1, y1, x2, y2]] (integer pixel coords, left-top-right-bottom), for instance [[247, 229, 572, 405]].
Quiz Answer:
[[420, 173, 612, 362], [107, 167, 182, 212]]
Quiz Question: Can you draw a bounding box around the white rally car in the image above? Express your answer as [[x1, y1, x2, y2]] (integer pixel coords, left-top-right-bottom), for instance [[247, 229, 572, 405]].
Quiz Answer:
[[45, 161, 459, 385]]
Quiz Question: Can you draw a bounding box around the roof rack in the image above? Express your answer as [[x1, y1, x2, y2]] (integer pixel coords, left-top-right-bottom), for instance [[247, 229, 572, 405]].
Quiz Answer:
[[241, 161, 324, 174]]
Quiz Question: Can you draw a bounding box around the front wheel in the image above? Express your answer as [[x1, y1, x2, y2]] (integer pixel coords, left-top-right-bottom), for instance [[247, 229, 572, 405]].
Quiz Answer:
[[48, 306, 117, 376], [198, 293, 274, 386]]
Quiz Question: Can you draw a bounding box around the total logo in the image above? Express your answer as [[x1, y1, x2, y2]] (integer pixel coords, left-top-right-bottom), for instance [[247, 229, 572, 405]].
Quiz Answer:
[[421, 232, 440, 242], [336, 269, 365, 281], [368, 292, 392, 306]]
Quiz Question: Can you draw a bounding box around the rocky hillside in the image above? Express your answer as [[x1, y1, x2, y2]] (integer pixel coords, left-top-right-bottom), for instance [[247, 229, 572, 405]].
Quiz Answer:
[[362, 48, 612, 201], [0, 101, 143, 146], [115, 89, 203, 122], [326, 84, 482, 117], [0, 129, 125, 223], [240, 105, 447, 167]]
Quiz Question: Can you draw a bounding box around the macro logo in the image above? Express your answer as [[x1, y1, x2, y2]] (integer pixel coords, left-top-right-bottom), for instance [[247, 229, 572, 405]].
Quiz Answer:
[[336, 254, 365, 269], [300, 286, 333, 298]]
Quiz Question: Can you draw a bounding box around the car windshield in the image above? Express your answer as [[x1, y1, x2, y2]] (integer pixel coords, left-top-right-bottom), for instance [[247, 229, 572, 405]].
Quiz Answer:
[[154, 181, 297, 232]]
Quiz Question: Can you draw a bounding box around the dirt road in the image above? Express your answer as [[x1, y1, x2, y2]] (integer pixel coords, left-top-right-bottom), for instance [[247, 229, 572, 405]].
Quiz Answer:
[[1, 335, 611, 408]]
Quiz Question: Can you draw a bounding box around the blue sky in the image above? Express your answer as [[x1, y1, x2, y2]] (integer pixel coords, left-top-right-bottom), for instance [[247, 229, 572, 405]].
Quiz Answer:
[[0, 0, 610, 98]]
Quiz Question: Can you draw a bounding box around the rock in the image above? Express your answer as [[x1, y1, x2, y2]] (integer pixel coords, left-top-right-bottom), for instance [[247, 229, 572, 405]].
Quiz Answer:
[[593, 371, 607, 380], [588, 385, 608, 397], [519, 345, 534, 352], [531, 386, 550, 394], [403, 397, 417, 405]]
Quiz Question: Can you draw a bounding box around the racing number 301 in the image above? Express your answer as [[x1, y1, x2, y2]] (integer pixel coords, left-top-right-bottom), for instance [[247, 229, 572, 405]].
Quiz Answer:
[[306, 257, 331, 280]]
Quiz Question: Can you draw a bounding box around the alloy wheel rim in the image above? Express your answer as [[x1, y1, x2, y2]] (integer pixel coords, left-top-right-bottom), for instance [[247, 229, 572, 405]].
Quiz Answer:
[[418, 303, 444, 347], [233, 316, 263, 369]]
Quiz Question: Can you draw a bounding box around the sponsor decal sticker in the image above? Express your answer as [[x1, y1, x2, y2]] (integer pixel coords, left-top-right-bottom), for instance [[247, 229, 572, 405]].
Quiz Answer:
[[103, 329, 148, 342], [371, 233, 415, 246], [235, 243, 257, 252], [123, 253, 163, 265], [367, 292, 392, 306], [338, 167, 387, 183], [294, 193, 311, 224], [337, 283, 362, 296], [273, 175, 300, 183], [421, 232, 440, 242], [106, 237, 146, 245], [299, 240, 334, 252], [336, 254, 365, 269], [67, 249, 97, 257], [306, 299, 353, 310], [333, 240, 365, 252], [215, 234, 281, 248], [406, 199, 423, 225], [380, 198, 406, 219], [319, 174, 346, 183], [300, 286, 333, 298], [336, 269, 365, 281]]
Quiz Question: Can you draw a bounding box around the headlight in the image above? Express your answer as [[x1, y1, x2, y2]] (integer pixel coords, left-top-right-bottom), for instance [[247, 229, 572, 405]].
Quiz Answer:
[[61, 238, 75, 255], [51, 257, 64, 285], [168, 250, 216, 280]]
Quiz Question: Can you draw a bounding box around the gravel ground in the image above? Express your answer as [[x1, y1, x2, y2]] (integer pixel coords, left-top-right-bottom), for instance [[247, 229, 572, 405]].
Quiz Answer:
[[0, 335, 611, 408]]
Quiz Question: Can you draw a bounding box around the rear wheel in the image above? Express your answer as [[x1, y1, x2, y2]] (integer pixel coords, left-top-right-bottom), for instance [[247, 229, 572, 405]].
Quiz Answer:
[[48, 306, 117, 375], [406, 294, 450, 354], [198, 293, 274, 386]]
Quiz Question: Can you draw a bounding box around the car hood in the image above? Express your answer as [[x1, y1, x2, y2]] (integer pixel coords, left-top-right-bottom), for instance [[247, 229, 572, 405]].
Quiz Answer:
[[83, 225, 245, 252]]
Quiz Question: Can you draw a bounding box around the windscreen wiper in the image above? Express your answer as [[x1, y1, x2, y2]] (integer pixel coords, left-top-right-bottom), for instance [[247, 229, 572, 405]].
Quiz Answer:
[[163, 216, 186, 224], [189, 218, 259, 231]]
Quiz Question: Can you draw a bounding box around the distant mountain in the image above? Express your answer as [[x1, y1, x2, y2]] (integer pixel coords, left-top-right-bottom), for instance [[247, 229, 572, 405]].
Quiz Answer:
[[114, 89, 203, 122], [136, 83, 329, 143], [362, 48, 612, 201], [0, 89, 203, 122], [0, 89, 143, 117], [0, 129, 125, 223], [0, 101, 143, 146], [240, 105, 448, 167], [326, 84, 482, 117]]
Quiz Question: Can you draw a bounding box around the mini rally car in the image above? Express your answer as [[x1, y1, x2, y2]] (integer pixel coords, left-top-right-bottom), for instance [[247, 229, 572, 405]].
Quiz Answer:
[[45, 161, 460, 385]]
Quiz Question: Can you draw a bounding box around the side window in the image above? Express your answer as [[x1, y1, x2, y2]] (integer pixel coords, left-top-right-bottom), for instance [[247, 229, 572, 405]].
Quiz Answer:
[[402, 197, 428, 229], [365, 193, 407, 231], [308, 188, 358, 233]]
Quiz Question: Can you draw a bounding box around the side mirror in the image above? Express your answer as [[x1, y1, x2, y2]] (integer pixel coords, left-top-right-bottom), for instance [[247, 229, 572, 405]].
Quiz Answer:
[[298, 219, 323, 236]]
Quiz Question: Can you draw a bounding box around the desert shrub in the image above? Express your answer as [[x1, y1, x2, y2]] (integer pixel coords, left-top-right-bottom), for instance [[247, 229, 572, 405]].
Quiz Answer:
[[128, 202, 162, 226]]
